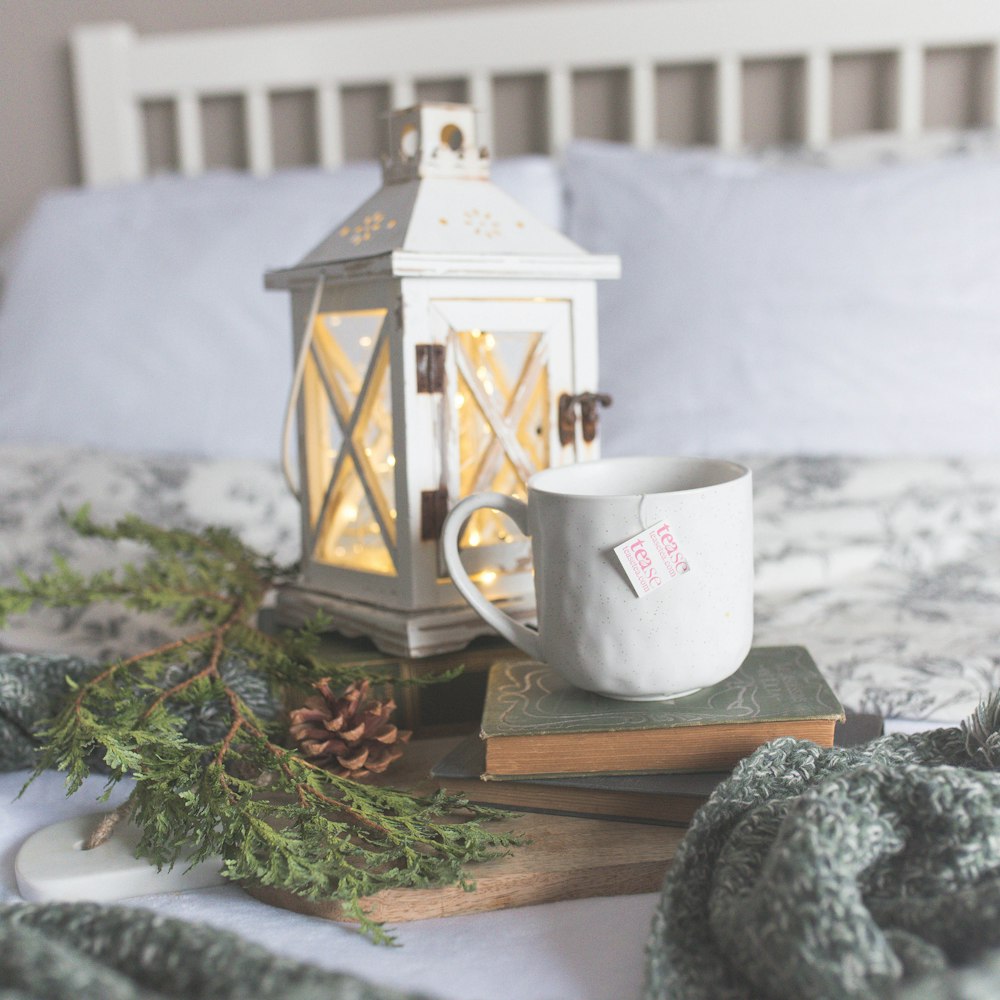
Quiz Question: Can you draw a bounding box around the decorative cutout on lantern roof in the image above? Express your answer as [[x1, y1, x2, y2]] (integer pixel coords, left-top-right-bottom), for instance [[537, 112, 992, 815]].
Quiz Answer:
[[266, 104, 620, 287]]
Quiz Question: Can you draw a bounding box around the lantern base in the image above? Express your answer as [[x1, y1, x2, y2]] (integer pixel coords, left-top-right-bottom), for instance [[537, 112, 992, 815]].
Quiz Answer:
[[274, 584, 537, 659]]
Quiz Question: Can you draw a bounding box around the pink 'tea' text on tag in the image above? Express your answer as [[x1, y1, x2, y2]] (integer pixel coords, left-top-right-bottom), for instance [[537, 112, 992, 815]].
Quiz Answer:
[[613, 519, 691, 598]]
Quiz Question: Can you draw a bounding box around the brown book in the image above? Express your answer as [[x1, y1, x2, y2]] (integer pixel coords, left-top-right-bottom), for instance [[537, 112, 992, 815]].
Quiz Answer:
[[433, 713, 882, 826], [479, 647, 845, 778]]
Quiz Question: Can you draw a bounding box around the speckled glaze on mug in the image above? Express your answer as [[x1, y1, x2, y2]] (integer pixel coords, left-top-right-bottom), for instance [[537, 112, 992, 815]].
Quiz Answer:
[[441, 456, 753, 700]]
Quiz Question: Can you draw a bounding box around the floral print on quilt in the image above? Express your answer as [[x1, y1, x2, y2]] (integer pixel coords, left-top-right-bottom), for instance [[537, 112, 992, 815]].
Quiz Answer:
[[1, 446, 998, 723]]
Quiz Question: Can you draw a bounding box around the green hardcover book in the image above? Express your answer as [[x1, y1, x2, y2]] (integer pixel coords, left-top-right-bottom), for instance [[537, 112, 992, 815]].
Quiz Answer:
[[434, 713, 882, 826], [479, 646, 845, 778]]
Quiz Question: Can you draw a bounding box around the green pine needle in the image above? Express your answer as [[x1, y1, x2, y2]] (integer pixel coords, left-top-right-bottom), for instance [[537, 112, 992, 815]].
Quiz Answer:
[[4, 507, 523, 942]]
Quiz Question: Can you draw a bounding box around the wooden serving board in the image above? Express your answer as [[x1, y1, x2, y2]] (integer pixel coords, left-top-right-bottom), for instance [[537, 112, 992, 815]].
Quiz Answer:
[[245, 737, 684, 924]]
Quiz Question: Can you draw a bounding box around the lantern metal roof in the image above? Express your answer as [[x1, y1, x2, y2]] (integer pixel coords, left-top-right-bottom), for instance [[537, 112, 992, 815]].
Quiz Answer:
[[265, 103, 620, 288]]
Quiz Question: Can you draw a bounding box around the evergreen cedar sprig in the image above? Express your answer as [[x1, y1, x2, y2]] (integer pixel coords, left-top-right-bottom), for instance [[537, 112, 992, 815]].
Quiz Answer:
[[0, 507, 521, 943]]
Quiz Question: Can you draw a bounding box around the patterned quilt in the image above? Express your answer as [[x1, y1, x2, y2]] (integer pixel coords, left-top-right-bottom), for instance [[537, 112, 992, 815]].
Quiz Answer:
[[2, 445, 998, 723]]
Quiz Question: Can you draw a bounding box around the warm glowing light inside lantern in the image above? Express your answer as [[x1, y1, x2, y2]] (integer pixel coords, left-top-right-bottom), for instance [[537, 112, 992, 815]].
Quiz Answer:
[[302, 308, 397, 575], [301, 309, 556, 585], [454, 326, 549, 557]]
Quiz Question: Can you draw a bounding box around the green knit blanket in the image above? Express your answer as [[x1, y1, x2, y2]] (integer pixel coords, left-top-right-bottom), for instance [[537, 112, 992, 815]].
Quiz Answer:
[[646, 703, 1000, 1000], [5, 652, 1000, 1000]]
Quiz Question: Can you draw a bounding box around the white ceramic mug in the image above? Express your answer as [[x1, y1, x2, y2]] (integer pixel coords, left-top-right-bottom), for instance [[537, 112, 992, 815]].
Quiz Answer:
[[442, 456, 753, 700]]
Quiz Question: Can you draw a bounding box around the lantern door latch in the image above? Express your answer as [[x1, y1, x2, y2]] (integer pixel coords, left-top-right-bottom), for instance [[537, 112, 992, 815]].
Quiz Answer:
[[558, 392, 612, 446], [421, 486, 449, 541]]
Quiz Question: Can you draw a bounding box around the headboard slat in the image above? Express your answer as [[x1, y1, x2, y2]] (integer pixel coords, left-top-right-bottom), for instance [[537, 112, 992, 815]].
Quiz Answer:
[[468, 73, 494, 154], [629, 61, 657, 150], [716, 55, 742, 152], [805, 50, 832, 148], [547, 67, 573, 153], [316, 83, 345, 169], [392, 77, 417, 109], [898, 44, 926, 137], [244, 88, 274, 176], [175, 93, 205, 176]]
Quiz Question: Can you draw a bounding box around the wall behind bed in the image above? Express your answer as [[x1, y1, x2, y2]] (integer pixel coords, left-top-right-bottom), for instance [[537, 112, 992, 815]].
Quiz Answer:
[[2, 0, 995, 252]]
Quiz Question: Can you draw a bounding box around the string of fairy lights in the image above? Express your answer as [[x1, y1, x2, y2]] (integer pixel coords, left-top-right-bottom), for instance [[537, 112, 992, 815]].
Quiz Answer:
[[304, 312, 545, 579]]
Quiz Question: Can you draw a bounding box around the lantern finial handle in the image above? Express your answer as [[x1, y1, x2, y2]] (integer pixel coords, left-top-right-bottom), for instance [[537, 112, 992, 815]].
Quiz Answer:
[[280, 278, 325, 501]]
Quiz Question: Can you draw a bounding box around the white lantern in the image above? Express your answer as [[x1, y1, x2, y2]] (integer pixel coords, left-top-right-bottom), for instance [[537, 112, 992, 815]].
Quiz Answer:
[[267, 104, 619, 656]]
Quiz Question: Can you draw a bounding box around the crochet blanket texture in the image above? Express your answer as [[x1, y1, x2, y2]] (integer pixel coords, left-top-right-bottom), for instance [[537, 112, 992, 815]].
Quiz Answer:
[[646, 704, 1000, 1000], [4, 652, 1000, 999]]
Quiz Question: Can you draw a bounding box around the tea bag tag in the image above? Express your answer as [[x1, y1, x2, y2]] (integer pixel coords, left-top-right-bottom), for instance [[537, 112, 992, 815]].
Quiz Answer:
[[613, 519, 691, 598]]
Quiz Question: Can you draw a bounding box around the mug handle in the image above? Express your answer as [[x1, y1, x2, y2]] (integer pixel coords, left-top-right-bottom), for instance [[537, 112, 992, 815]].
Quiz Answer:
[[441, 492, 543, 661]]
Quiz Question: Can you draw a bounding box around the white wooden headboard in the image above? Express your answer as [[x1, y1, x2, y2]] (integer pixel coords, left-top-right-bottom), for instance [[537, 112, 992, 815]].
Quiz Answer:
[[72, 0, 1000, 186]]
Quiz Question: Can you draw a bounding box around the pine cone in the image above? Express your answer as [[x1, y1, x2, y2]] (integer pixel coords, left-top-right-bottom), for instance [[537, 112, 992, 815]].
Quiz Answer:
[[289, 679, 411, 779]]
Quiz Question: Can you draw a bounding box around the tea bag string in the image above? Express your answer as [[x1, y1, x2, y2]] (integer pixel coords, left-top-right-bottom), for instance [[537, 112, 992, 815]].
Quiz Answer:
[[638, 493, 650, 529]]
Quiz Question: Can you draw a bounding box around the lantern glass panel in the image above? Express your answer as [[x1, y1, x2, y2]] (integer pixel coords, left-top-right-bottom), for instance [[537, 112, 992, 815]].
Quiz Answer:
[[303, 307, 397, 576], [453, 326, 550, 552]]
